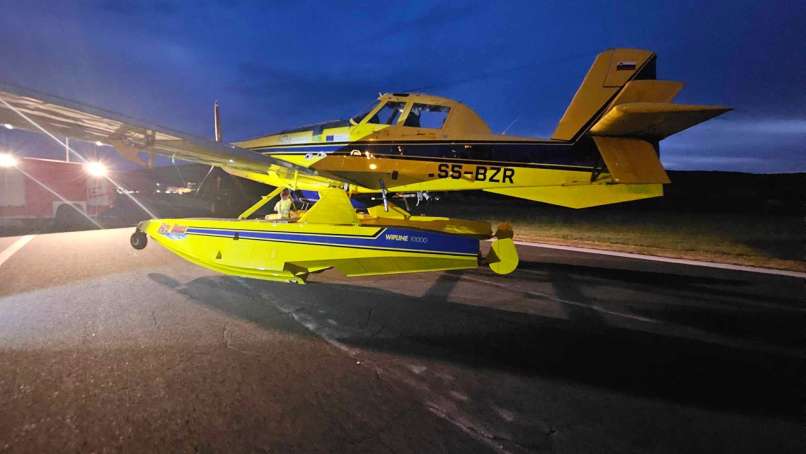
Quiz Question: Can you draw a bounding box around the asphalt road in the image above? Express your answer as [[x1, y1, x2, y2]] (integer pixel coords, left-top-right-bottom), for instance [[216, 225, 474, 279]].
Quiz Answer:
[[0, 228, 804, 453]]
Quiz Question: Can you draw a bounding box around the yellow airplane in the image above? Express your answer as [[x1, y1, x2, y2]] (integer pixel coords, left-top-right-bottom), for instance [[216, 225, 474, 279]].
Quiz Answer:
[[228, 48, 729, 209], [0, 48, 729, 283]]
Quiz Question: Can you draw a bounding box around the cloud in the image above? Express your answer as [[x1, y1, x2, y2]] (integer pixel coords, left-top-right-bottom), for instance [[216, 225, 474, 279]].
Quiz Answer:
[[665, 117, 805, 147], [95, 0, 183, 17], [690, 118, 806, 135], [387, 2, 481, 32], [662, 117, 806, 172], [2, 1, 805, 174]]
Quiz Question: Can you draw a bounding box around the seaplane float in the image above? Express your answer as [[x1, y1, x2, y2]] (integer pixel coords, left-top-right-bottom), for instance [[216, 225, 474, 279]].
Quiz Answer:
[[129, 188, 518, 284]]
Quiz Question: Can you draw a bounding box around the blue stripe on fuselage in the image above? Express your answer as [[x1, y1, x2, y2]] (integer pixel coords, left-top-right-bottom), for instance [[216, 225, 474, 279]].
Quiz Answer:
[[185, 227, 478, 256], [259, 145, 345, 154]]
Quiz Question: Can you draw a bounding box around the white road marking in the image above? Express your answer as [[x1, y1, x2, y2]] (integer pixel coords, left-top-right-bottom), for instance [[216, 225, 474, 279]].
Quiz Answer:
[[0, 235, 34, 269], [513, 240, 806, 279], [240, 278, 513, 454]]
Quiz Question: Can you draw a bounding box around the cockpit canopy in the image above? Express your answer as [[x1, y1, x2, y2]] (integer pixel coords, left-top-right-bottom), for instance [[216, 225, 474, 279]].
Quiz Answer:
[[237, 92, 496, 149], [354, 93, 492, 136]]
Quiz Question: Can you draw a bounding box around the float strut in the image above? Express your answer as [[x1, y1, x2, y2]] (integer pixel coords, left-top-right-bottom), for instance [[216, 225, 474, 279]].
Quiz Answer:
[[379, 179, 389, 212], [238, 186, 284, 220]]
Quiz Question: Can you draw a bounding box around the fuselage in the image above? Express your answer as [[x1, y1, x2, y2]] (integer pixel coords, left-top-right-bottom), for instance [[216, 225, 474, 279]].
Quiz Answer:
[[234, 93, 602, 194]]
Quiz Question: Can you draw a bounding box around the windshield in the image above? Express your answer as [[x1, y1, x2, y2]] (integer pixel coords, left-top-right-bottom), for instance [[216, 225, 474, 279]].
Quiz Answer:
[[350, 103, 376, 124], [367, 102, 406, 125]]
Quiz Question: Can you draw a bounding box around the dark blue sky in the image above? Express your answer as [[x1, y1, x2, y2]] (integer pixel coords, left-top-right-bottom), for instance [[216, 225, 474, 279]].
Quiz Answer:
[[0, 0, 804, 172]]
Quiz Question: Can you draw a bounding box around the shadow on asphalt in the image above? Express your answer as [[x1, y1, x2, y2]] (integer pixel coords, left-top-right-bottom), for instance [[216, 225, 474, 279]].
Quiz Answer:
[[147, 272, 319, 340], [516, 260, 806, 346], [148, 271, 806, 423], [517, 260, 803, 306], [517, 260, 749, 287]]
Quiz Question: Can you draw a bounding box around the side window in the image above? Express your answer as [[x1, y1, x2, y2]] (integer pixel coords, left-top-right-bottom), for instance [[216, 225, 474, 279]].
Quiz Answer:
[[404, 104, 450, 129], [367, 102, 406, 125]]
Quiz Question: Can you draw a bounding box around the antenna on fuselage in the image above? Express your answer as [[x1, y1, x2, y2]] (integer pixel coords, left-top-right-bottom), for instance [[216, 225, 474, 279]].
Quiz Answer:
[[213, 100, 223, 142]]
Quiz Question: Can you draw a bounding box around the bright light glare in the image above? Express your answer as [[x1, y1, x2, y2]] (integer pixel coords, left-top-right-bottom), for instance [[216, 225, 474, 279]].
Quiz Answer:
[[3, 123, 13, 130], [0, 94, 158, 219], [369, 163, 378, 170], [0, 152, 18, 167], [95, 140, 104, 146], [85, 161, 108, 177]]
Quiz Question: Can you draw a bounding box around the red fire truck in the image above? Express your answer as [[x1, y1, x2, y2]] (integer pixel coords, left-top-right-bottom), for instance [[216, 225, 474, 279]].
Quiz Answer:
[[0, 156, 115, 231]]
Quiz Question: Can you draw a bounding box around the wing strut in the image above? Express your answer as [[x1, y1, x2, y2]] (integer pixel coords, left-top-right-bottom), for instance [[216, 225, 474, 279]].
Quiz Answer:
[[238, 187, 284, 220]]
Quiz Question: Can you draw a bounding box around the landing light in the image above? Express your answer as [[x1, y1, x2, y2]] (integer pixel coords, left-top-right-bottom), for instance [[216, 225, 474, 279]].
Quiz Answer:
[[369, 163, 377, 170], [95, 141, 104, 146], [85, 161, 108, 177], [0, 152, 18, 167], [2, 123, 13, 130]]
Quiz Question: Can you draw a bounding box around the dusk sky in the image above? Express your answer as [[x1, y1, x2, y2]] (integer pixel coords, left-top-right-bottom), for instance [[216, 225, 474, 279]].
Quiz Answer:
[[0, 0, 804, 172]]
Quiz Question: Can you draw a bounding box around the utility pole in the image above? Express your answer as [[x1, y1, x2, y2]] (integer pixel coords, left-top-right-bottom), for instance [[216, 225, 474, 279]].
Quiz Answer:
[[213, 101, 222, 143]]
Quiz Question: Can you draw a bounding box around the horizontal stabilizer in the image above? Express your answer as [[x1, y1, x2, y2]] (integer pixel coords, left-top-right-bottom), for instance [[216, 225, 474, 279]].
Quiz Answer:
[[590, 102, 731, 140], [593, 136, 670, 184], [606, 80, 683, 107]]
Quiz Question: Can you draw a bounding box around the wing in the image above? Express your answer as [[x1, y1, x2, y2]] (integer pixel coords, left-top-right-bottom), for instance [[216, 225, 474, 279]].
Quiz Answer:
[[0, 81, 314, 178]]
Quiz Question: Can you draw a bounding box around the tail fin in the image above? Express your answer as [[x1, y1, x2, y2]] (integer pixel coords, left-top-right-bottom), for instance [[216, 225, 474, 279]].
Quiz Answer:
[[552, 48, 658, 141], [553, 48, 730, 185]]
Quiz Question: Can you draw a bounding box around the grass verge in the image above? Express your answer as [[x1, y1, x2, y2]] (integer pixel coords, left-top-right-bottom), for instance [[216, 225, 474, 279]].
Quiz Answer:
[[440, 205, 805, 273]]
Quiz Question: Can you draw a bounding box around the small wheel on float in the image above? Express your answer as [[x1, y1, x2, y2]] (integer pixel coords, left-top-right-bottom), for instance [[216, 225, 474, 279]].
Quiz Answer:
[[130, 231, 148, 250]]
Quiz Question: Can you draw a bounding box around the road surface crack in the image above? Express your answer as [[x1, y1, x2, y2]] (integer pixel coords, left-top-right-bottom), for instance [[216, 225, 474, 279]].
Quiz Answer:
[[221, 324, 256, 356], [361, 307, 375, 329]]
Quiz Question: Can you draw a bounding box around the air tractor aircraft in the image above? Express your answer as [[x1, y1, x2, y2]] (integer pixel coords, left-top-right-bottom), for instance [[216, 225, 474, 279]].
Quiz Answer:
[[0, 48, 729, 283]]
